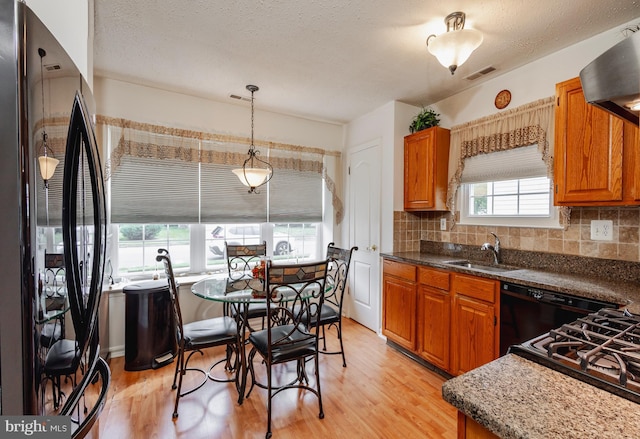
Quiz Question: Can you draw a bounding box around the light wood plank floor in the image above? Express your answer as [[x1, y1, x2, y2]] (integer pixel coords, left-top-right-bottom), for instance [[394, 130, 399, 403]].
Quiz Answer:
[[89, 318, 457, 438]]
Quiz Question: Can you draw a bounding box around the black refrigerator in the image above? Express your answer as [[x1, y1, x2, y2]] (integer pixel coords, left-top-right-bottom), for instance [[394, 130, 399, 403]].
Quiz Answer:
[[0, 0, 109, 433]]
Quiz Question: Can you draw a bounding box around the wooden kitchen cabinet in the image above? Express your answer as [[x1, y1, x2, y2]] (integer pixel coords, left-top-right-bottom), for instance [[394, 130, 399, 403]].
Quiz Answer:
[[417, 266, 450, 370], [451, 274, 499, 376], [554, 77, 640, 205], [457, 413, 499, 439], [382, 260, 417, 351], [404, 126, 450, 211]]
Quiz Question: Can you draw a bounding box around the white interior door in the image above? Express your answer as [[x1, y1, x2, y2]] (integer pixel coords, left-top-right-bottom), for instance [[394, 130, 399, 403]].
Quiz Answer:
[[346, 141, 380, 332]]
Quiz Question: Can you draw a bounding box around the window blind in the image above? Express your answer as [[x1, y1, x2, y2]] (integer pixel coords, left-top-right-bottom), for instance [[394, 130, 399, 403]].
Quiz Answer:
[[108, 131, 322, 225], [200, 162, 268, 223], [110, 129, 201, 224], [269, 167, 322, 222], [460, 145, 547, 183]]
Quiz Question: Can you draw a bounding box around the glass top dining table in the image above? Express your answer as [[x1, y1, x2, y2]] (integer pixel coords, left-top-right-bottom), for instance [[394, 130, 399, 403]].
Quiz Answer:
[[190, 274, 318, 404]]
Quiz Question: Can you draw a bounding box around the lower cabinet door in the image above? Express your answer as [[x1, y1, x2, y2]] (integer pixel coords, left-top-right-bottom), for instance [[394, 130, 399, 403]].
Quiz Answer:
[[452, 294, 496, 376], [382, 275, 417, 351], [417, 285, 450, 370]]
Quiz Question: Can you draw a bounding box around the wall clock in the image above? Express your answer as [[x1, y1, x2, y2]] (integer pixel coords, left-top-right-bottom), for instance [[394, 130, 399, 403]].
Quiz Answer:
[[495, 90, 511, 109]]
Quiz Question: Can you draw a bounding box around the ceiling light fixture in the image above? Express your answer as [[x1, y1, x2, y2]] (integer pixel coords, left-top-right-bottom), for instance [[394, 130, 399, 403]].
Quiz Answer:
[[37, 48, 59, 188], [426, 11, 483, 75], [232, 85, 273, 193]]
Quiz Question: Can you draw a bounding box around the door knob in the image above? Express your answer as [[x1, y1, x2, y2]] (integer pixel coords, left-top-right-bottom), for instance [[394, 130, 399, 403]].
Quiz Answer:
[[367, 244, 378, 252]]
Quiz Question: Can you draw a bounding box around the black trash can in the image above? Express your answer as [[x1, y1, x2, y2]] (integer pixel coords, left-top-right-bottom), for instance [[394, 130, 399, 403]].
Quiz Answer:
[[124, 279, 177, 371]]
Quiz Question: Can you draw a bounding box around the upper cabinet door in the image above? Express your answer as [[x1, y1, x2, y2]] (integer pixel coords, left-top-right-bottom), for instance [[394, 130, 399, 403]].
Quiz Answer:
[[404, 126, 450, 211], [554, 77, 624, 204]]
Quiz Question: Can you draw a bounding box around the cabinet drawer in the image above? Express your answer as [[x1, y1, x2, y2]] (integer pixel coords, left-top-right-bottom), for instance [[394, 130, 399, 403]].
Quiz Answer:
[[453, 274, 497, 303], [383, 260, 416, 281], [418, 266, 450, 291]]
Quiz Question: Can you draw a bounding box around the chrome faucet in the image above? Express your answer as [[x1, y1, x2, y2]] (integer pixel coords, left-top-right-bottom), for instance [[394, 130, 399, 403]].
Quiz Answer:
[[481, 232, 501, 264]]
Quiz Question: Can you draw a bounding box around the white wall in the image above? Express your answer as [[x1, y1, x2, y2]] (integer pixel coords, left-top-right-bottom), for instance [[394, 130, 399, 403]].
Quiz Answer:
[[343, 100, 419, 253], [25, 0, 92, 87], [94, 78, 344, 151]]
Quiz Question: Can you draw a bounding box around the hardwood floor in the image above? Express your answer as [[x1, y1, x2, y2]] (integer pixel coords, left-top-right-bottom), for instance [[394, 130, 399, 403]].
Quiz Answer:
[[89, 318, 457, 438]]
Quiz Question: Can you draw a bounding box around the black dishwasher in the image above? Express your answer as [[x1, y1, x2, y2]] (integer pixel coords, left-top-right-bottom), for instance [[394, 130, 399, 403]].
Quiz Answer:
[[499, 281, 617, 356]]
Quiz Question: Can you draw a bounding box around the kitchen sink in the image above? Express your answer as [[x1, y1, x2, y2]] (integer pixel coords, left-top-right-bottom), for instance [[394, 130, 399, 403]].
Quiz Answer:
[[443, 260, 518, 273]]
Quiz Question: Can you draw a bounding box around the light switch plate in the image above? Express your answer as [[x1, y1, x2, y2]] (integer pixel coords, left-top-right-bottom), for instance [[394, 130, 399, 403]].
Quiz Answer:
[[590, 220, 613, 241], [440, 218, 447, 230]]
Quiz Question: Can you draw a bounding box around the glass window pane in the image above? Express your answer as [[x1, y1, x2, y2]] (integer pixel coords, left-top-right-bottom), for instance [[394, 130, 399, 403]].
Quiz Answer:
[[493, 195, 518, 215], [519, 194, 551, 215], [118, 224, 190, 275], [470, 196, 489, 215], [470, 182, 490, 197], [520, 177, 550, 193], [493, 180, 518, 195]]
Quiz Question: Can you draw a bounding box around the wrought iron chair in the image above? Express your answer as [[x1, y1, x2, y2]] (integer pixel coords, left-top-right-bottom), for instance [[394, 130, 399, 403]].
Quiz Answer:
[[246, 260, 329, 439], [225, 241, 268, 330], [42, 338, 82, 410], [319, 243, 358, 367], [156, 248, 238, 419]]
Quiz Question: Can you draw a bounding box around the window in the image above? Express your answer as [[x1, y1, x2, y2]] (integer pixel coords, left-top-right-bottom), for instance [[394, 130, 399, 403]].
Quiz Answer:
[[103, 123, 330, 278], [114, 222, 322, 278], [467, 177, 550, 216], [117, 224, 190, 276], [458, 145, 560, 228]]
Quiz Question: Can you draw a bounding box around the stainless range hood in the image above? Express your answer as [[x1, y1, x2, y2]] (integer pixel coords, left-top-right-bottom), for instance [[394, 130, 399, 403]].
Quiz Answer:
[[579, 30, 640, 125]]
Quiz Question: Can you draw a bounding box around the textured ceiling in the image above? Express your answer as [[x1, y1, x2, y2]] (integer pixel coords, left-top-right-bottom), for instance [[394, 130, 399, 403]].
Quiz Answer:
[[94, 0, 640, 124]]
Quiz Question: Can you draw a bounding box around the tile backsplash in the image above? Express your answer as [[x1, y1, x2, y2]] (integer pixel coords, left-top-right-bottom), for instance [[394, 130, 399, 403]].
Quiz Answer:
[[393, 207, 640, 262]]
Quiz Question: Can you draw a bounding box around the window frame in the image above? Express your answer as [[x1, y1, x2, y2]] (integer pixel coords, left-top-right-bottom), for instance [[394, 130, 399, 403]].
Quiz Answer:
[[109, 222, 324, 280], [458, 177, 562, 228]]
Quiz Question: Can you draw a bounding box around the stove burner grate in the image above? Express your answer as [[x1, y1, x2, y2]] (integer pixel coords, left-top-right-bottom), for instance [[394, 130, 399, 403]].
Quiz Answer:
[[510, 308, 640, 404]]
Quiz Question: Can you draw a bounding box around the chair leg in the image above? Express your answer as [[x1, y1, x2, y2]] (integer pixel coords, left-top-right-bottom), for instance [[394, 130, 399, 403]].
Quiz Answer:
[[172, 350, 185, 418], [321, 325, 327, 351], [266, 362, 272, 439], [172, 351, 184, 419], [314, 353, 324, 420], [337, 321, 347, 367], [171, 348, 182, 390], [246, 348, 258, 398]]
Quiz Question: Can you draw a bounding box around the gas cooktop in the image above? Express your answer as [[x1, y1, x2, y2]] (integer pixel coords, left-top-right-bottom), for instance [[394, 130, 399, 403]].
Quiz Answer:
[[509, 308, 640, 404]]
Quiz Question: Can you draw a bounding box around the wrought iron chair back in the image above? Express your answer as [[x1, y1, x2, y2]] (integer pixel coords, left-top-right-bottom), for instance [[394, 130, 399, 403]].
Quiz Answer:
[[247, 260, 329, 439], [320, 242, 358, 366], [226, 241, 267, 284]]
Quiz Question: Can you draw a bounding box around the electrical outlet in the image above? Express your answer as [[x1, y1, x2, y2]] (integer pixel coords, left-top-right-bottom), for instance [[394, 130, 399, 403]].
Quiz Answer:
[[590, 220, 613, 241], [440, 218, 447, 231]]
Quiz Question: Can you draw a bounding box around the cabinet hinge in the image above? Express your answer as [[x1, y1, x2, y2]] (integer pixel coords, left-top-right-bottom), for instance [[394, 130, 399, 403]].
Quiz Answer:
[[557, 97, 560, 106], [494, 315, 497, 326], [555, 184, 558, 194]]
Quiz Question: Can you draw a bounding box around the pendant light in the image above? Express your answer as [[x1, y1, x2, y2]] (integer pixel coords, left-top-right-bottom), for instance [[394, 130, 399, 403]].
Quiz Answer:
[[426, 12, 483, 75], [232, 85, 273, 193], [37, 48, 59, 188]]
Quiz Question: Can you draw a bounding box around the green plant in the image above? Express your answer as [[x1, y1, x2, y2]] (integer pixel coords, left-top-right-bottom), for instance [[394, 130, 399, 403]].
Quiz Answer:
[[409, 107, 440, 133]]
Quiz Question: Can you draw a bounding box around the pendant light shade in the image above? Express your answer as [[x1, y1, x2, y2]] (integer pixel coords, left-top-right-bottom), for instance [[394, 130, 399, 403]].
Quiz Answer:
[[233, 85, 273, 193], [38, 155, 60, 181], [427, 12, 483, 75], [232, 167, 272, 188]]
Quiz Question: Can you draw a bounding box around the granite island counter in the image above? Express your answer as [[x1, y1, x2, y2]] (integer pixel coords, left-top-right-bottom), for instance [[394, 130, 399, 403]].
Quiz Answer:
[[442, 354, 640, 439]]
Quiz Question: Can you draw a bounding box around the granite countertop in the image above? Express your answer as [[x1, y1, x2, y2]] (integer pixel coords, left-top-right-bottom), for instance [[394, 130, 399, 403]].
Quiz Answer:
[[442, 354, 640, 439], [381, 251, 640, 314]]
